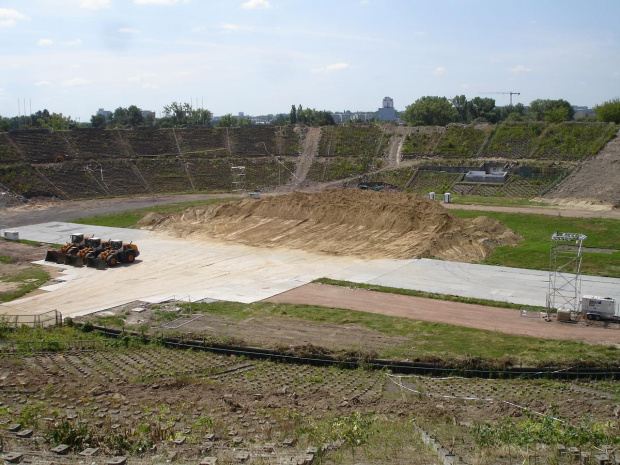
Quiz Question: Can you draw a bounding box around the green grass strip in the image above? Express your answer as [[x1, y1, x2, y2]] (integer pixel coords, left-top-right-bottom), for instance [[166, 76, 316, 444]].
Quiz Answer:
[[72, 197, 237, 229]]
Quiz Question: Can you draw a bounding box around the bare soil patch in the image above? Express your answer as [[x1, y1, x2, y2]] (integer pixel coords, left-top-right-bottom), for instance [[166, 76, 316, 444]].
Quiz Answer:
[[545, 128, 620, 205], [0, 239, 48, 262], [139, 189, 521, 262]]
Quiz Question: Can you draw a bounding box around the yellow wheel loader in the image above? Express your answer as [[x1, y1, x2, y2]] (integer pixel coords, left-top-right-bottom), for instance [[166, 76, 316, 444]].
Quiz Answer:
[[86, 240, 140, 270], [45, 233, 86, 264]]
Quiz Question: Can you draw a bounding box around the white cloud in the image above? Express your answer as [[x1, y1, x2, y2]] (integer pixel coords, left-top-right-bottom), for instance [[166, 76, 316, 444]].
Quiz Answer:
[[77, 0, 111, 9], [459, 83, 469, 89], [35, 81, 53, 86], [433, 66, 447, 76], [134, 0, 181, 5], [508, 64, 532, 74], [119, 27, 140, 34], [241, 0, 271, 9], [191, 26, 206, 33], [63, 77, 90, 86], [63, 39, 83, 46], [0, 8, 28, 28], [38, 39, 54, 46], [219, 23, 255, 32], [613, 71, 619, 78], [312, 62, 349, 74]]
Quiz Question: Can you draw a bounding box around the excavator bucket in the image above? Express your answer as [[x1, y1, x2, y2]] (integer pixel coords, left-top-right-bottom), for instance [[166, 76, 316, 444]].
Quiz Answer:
[[64, 255, 84, 267], [86, 257, 106, 270], [45, 250, 66, 264]]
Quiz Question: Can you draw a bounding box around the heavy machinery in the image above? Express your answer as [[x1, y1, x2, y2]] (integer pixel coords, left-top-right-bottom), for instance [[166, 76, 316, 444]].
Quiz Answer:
[[72, 237, 109, 267], [45, 233, 86, 264], [87, 239, 139, 269], [582, 295, 620, 324]]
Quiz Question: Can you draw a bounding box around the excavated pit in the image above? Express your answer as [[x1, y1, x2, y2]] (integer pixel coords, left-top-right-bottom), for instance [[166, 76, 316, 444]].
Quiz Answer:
[[139, 189, 522, 262]]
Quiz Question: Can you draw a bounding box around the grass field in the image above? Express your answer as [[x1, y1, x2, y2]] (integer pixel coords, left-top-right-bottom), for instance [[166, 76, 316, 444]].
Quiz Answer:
[[450, 209, 620, 277], [72, 197, 237, 228]]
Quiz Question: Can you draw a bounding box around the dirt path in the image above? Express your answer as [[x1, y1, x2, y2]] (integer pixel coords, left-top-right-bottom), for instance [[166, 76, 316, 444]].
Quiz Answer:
[[0, 193, 242, 228], [386, 133, 405, 167], [443, 202, 620, 219], [265, 283, 620, 345], [292, 127, 320, 186]]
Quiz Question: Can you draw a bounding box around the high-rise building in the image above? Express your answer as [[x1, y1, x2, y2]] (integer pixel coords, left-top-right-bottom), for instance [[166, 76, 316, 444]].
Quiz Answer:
[[377, 97, 397, 121]]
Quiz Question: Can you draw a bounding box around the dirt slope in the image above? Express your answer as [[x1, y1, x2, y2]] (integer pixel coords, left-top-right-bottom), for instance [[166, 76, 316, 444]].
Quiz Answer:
[[139, 189, 521, 261], [545, 128, 620, 205]]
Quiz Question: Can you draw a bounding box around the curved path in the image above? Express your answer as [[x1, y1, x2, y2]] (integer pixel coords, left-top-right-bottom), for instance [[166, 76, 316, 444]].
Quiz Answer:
[[265, 283, 620, 345]]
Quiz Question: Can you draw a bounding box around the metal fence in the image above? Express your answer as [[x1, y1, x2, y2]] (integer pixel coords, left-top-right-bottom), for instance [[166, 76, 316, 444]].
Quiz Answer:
[[0, 309, 62, 328]]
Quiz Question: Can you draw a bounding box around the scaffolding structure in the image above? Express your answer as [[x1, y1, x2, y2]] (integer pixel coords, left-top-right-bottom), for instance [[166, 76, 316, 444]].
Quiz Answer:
[[231, 165, 246, 192], [547, 232, 587, 314]]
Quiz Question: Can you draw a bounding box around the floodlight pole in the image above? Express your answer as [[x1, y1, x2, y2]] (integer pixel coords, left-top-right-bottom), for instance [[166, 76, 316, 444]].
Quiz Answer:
[[547, 232, 586, 316]]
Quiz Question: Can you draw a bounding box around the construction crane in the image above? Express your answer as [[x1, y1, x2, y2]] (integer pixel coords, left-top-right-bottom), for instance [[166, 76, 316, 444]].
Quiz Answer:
[[479, 91, 521, 106]]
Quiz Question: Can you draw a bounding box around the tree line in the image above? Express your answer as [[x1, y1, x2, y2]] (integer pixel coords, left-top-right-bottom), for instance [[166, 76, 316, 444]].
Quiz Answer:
[[1, 97, 618, 131], [401, 96, 620, 126]]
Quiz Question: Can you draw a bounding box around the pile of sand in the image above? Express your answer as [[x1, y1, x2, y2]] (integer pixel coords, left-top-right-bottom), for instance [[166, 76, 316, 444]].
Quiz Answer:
[[139, 189, 521, 262]]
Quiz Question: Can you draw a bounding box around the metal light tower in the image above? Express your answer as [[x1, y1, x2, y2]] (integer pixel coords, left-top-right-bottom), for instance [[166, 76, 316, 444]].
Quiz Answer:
[[547, 232, 587, 314], [231, 164, 246, 192]]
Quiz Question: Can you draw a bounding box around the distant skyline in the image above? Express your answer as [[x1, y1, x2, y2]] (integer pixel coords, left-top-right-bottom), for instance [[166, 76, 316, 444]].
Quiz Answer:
[[1, 0, 619, 122]]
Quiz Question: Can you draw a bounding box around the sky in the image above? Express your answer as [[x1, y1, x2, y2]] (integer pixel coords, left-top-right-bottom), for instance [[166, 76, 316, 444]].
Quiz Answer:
[[0, 0, 619, 122]]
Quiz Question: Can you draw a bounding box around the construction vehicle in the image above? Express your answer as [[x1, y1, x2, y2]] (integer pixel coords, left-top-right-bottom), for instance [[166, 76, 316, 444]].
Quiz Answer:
[[45, 233, 86, 264], [87, 239, 139, 269], [69, 237, 109, 267], [582, 295, 620, 324]]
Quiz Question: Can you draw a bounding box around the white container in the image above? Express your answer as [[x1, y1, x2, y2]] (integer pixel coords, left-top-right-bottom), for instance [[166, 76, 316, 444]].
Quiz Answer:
[[444, 192, 451, 203], [581, 295, 617, 317], [3, 231, 19, 241], [429, 192, 435, 200]]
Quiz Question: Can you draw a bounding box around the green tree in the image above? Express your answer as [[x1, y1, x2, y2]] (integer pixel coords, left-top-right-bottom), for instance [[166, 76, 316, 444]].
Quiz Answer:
[[90, 113, 107, 128], [402, 96, 457, 126], [543, 106, 570, 123], [290, 105, 297, 124], [158, 102, 212, 127], [271, 113, 289, 126], [294, 106, 335, 126], [37, 111, 77, 130], [126, 105, 144, 126], [469, 97, 496, 122], [217, 113, 238, 127], [528, 99, 574, 121], [594, 97, 620, 123], [0, 116, 10, 132], [499, 103, 526, 122], [111, 107, 129, 127], [452, 95, 469, 122]]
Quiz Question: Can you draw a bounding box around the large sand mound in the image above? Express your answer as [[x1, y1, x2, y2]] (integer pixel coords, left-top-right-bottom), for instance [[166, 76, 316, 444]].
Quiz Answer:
[[139, 189, 521, 261]]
